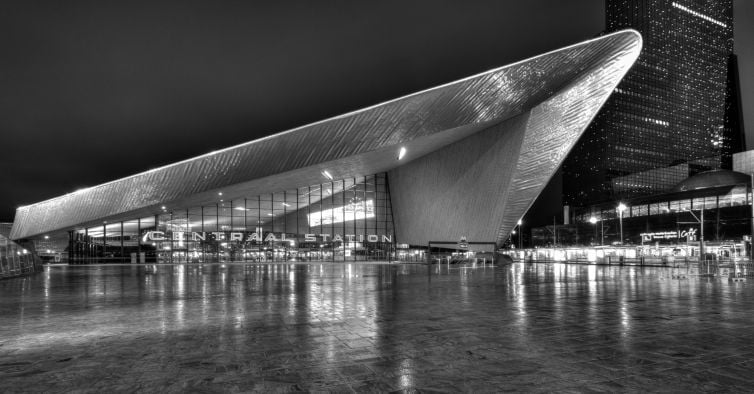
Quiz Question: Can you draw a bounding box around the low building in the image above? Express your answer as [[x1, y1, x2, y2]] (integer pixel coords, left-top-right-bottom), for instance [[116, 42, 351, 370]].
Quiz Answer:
[[565, 163, 754, 258]]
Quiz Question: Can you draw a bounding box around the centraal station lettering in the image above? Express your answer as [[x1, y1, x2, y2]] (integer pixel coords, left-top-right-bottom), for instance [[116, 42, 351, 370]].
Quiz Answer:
[[143, 230, 392, 244]]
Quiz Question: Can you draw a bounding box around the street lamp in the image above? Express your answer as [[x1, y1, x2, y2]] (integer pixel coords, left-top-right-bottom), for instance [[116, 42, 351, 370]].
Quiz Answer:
[[617, 203, 627, 245], [517, 219, 523, 249], [589, 216, 599, 245], [684, 207, 705, 262]]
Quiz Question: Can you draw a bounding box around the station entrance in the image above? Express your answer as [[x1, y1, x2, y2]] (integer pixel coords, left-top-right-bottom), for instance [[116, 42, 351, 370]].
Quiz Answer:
[[427, 240, 497, 265]]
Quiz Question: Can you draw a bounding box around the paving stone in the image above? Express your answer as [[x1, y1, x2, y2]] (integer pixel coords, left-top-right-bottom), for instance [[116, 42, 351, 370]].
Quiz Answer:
[[2, 262, 754, 391]]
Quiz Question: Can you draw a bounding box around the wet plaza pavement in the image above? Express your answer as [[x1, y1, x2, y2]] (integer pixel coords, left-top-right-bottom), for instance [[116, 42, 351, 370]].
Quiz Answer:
[[2, 262, 754, 393]]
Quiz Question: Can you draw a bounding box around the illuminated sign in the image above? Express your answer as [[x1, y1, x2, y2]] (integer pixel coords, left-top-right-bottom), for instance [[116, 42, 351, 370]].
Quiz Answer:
[[458, 236, 468, 249], [307, 199, 375, 226], [641, 228, 697, 242], [142, 230, 391, 244]]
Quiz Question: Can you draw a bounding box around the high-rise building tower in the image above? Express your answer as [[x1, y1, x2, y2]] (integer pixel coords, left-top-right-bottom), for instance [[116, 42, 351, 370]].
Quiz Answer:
[[563, 0, 741, 205], [722, 53, 746, 168]]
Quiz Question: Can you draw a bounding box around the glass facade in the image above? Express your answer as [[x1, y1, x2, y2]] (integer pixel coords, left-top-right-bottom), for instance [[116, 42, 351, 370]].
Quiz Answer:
[[1, 233, 39, 278], [563, 0, 741, 204], [68, 173, 395, 263], [572, 186, 751, 246], [577, 188, 749, 223], [722, 54, 746, 168]]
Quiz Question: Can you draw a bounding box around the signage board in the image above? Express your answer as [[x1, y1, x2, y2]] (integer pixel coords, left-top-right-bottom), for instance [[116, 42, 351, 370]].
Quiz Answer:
[[142, 230, 391, 244], [640, 228, 697, 242], [308, 199, 375, 226], [458, 236, 468, 249]]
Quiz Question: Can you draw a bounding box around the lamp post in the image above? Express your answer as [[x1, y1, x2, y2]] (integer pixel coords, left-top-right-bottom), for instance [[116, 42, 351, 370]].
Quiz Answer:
[[617, 203, 627, 245], [685, 208, 705, 262], [517, 219, 523, 249], [751, 173, 754, 260], [590, 216, 605, 246]]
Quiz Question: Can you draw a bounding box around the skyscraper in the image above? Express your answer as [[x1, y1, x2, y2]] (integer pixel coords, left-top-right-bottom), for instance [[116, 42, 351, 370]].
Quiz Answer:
[[563, 0, 741, 205]]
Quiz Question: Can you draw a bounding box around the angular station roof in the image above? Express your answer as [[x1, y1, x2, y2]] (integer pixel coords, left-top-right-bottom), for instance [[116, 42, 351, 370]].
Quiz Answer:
[[11, 30, 642, 240]]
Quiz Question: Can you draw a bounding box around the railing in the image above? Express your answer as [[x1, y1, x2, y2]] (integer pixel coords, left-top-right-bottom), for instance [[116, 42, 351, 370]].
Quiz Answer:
[[511, 253, 754, 277], [427, 254, 494, 265], [514, 254, 714, 267]]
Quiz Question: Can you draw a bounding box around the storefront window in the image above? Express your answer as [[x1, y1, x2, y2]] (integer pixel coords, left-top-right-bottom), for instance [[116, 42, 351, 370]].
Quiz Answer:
[[718, 194, 731, 208], [730, 187, 747, 206]]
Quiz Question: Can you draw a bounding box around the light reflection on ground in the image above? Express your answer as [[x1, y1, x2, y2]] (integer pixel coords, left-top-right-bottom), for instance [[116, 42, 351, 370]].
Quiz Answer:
[[1, 262, 753, 391]]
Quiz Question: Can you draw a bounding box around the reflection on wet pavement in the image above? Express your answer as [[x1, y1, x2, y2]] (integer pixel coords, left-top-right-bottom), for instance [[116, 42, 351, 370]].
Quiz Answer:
[[2, 262, 754, 392]]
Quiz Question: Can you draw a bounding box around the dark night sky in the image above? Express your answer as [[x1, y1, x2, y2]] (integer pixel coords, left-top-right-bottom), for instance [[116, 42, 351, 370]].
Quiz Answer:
[[1, 1, 752, 222]]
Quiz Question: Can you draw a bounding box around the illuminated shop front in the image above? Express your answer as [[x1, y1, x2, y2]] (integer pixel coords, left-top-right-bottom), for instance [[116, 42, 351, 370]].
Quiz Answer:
[[569, 170, 752, 253], [69, 174, 395, 263]]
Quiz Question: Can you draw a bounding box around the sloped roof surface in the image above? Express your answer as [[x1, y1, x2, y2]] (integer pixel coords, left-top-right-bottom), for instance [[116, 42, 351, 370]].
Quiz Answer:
[[11, 30, 642, 240]]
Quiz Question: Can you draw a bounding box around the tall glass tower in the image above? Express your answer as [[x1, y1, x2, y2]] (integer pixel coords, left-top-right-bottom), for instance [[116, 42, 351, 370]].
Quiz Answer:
[[563, 0, 740, 205]]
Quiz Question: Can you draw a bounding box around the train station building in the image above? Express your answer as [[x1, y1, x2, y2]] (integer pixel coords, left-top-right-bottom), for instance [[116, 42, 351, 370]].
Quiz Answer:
[[8, 31, 641, 264]]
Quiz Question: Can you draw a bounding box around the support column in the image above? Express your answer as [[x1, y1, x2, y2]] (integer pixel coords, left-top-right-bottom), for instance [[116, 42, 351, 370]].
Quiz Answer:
[[280, 190, 290, 262], [186, 208, 190, 264], [700, 208, 705, 262], [230, 200, 234, 262], [201, 206, 205, 262], [170, 211, 174, 264], [103, 223, 107, 263], [244, 198, 248, 263], [68, 230, 74, 265], [137, 218, 141, 262], [154, 214, 159, 263], [85, 227, 89, 264], [120, 221, 124, 263], [746, 172, 754, 261], [216, 204, 219, 262]]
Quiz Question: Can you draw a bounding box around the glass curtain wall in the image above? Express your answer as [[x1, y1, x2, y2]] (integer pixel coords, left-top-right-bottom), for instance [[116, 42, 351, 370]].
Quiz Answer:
[[0, 234, 39, 278], [571, 186, 753, 246], [68, 173, 395, 263]]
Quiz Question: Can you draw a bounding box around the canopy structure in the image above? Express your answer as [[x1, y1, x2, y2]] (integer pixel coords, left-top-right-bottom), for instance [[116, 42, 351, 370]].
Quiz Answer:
[[11, 30, 641, 248]]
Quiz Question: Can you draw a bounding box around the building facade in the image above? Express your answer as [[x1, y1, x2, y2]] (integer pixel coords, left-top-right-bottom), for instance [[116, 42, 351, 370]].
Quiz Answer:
[[9, 31, 642, 264], [524, 149, 754, 258], [523, 170, 752, 264], [67, 174, 396, 263], [0, 224, 39, 278], [572, 170, 751, 249], [520, 150, 754, 261], [563, 0, 740, 205]]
